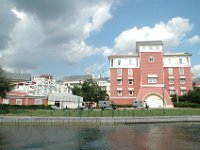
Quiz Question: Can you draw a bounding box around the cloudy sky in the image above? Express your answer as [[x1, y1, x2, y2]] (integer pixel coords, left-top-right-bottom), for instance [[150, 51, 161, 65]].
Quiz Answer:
[[0, 0, 200, 79]]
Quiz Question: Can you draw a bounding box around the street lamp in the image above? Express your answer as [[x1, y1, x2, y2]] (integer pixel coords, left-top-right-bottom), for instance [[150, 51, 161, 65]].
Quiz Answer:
[[162, 85, 165, 114], [176, 89, 179, 104]]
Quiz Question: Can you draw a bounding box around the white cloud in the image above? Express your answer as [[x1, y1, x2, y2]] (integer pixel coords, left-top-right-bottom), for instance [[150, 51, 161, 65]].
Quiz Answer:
[[113, 17, 193, 53], [192, 64, 200, 77], [84, 63, 106, 75], [188, 35, 200, 45], [0, 0, 116, 72], [1, 12, 45, 72]]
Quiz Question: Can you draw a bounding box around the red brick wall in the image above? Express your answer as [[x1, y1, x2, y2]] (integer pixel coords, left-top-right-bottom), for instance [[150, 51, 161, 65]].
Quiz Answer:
[[164, 67, 193, 95], [139, 52, 164, 85], [110, 68, 140, 104]]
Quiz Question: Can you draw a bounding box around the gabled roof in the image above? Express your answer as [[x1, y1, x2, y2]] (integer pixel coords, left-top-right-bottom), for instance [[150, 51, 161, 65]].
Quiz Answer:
[[108, 54, 138, 58], [163, 52, 192, 56], [63, 74, 93, 81], [1, 70, 31, 82]]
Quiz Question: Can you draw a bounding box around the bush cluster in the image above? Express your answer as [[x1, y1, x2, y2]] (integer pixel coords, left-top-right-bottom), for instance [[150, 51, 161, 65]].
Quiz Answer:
[[174, 102, 200, 108], [0, 104, 52, 114]]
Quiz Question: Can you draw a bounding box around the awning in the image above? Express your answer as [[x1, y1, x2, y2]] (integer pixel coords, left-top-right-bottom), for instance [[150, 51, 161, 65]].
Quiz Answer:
[[128, 88, 134, 91], [168, 76, 174, 79], [117, 77, 122, 79], [128, 77, 133, 79], [117, 88, 123, 91], [169, 87, 175, 90], [180, 87, 186, 90], [180, 76, 186, 78], [148, 74, 157, 77]]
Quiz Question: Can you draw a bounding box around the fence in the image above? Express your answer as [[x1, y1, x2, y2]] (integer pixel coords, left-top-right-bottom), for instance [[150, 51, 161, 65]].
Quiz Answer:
[[1, 108, 200, 117]]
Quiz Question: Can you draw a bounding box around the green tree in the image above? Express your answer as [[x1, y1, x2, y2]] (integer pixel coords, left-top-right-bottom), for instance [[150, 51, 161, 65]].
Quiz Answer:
[[172, 87, 200, 106], [72, 79, 109, 103], [0, 71, 13, 98]]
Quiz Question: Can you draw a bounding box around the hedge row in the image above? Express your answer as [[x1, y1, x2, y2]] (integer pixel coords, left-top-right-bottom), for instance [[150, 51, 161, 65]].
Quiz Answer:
[[174, 102, 200, 108], [0, 104, 52, 114]]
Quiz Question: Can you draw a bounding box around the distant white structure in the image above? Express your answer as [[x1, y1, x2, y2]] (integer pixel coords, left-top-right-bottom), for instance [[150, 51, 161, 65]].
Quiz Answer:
[[48, 93, 83, 109], [94, 77, 110, 96], [63, 74, 93, 88], [13, 74, 71, 96]]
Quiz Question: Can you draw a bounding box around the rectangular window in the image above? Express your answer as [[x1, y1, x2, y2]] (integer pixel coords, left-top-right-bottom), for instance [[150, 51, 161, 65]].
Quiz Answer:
[[111, 59, 113, 67], [117, 91, 122, 96], [128, 69, 133, 76], [118, 59, 121, 65], [117, 69, 122, 76], [181, 90, 186, 95], [179, 68, 184, 75], [169, 90, 175, 95], [179, 58, 183, 64], [168, 58, 171, 64], [129, 90, 133, 96], [128, 79, 133, 85], [168, 68, 173, 75], [2, 99, 9, 104], [129, 59, 132, 65], [169, 78, 174, 84], [148, 77, 157, 83], [16, 99, 22, 105], [180, 78, 185, 84], [35, 99, 42, 105], [117, 79, 122, 85], [128, 88, 134, 96]]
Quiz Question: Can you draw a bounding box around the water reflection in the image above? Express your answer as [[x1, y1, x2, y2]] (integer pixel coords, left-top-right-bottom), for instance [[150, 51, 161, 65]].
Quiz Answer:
[[0, 123, 200, 150]]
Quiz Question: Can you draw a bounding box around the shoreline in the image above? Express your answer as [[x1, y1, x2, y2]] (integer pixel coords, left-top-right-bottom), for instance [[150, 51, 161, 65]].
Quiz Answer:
[[1, 116, 200, 125]]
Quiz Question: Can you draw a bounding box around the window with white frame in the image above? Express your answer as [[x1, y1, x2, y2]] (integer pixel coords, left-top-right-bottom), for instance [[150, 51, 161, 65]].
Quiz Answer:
[[129, 59, 132, 65], [117, 88, 122, 96], [169, 89, 175, 95], [128, 79, 133, 85], [117, 79, 122, 85], [110, 59, 113, 67], [128, 88, 134, 96], [117, 69, 122, 76], [169, 78, 174, 84], [168, 58, 171, 64], [168, 68, 173, 75], [128, 69, 133, 76], [181, 89, 186, 95], [179, 68, 184, 75], [2, 99, 9, 104], [179, 58, 183, 64], [118, 59, 121, 65], [149, 46, 153, 50], [148, 77, 157, 83], [16, 99, 22, 105], [35, 99, 42, 105], [180, 78, 185, 84]]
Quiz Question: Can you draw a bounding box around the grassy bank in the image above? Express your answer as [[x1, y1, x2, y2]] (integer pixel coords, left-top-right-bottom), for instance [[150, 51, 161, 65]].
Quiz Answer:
[[1, 108, 200, 117]]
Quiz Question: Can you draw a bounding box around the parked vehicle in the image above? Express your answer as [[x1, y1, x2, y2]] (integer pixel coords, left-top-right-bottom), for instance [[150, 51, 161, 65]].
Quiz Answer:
[[132, 100, 144, 109], [82, 101, 96, 110], [98, 101, 116, 110]]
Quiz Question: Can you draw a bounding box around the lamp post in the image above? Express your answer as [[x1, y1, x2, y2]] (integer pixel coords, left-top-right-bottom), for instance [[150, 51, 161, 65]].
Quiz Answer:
[[176, 89, 179, 104], [162, 85, 165, 114]]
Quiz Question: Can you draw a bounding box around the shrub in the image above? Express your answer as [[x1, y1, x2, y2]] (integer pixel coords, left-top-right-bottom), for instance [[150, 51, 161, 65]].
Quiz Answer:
[[0, 104, 10, 114], [174, 102, 200, 108]]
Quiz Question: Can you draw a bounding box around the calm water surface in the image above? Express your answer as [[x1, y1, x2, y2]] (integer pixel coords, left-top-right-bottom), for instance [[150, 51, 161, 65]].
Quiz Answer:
[[0, 123, 200, 150]]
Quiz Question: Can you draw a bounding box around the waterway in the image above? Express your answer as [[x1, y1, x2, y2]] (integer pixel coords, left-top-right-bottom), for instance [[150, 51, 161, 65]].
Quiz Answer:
[[0, 123, 200, 150]]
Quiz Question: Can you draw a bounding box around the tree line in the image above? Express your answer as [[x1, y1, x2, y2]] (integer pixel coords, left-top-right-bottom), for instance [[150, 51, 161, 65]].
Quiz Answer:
[[72, 79, 109, 103]]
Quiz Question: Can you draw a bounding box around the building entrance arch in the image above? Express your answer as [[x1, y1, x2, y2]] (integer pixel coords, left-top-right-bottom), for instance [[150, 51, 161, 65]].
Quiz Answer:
[[144, 94, 165, 108]]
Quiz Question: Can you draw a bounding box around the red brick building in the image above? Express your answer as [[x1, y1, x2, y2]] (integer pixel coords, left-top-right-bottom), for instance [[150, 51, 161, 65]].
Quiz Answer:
[[108, 41, 193, 108], [0, 91, 48, 106]]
